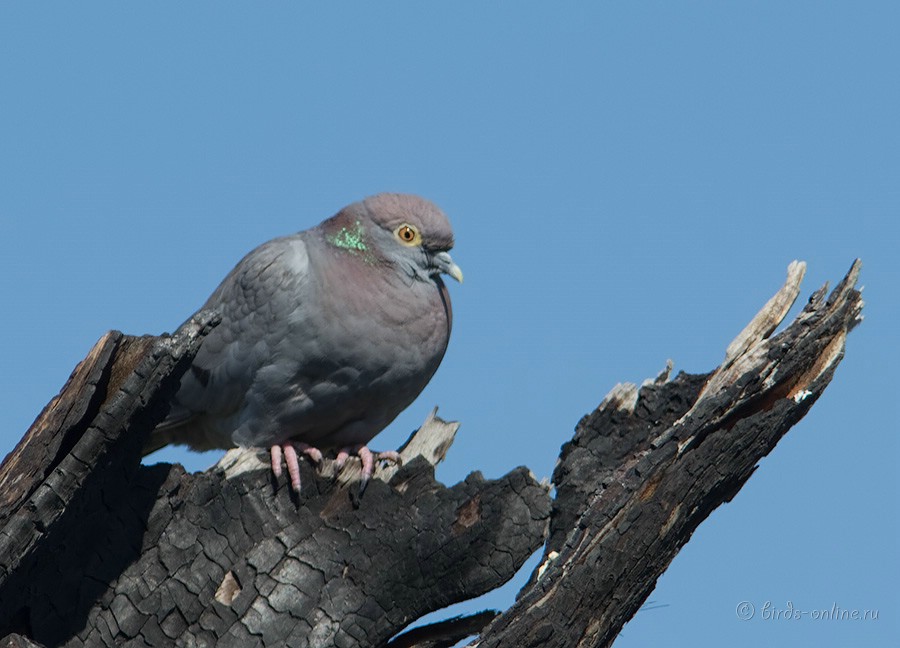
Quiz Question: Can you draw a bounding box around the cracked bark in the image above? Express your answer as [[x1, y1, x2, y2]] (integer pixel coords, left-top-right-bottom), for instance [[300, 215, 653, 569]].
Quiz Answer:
[[0, 260, 863, 647]]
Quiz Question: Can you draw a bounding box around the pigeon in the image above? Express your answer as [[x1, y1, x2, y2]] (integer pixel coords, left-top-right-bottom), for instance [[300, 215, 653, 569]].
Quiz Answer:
[[147, 193, 462, 492]]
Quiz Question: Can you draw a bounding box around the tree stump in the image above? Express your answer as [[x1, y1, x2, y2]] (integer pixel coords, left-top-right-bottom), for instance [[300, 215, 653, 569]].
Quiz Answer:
[[0, 260, 864, 647]]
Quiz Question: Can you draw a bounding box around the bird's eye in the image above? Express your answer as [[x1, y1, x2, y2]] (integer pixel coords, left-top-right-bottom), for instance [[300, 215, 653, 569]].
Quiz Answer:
[[395, 224, 421, 245]]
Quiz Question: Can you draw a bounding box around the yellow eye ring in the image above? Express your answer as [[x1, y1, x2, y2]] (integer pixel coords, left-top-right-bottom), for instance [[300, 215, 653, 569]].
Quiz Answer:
[[395, 224, 421, 246]]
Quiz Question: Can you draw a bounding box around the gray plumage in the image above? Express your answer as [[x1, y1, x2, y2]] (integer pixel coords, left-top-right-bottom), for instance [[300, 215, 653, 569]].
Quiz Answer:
[[149, 194, 461, 467]]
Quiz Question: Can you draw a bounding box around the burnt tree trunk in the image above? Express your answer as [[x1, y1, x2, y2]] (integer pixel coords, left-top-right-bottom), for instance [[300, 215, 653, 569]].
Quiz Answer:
[[0, 260, 863, 648]]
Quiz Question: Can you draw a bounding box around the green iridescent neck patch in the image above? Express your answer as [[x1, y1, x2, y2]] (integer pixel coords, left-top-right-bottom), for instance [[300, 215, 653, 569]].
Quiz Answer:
[[327, 219, 368, 252]]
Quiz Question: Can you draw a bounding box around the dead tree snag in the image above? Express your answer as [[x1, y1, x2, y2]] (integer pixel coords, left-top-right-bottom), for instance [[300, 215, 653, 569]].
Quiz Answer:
[[0, 261, 863, 647]]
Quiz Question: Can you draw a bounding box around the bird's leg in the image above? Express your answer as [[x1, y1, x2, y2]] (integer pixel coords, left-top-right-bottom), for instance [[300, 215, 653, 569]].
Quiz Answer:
[[334, 445, 402, 494], [270, 442, 324, 492]]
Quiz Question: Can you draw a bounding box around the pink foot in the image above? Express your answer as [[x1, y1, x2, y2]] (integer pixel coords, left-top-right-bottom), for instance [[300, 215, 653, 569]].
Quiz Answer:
[[270, 442, 324, 492], [334, 445, 402, 493]]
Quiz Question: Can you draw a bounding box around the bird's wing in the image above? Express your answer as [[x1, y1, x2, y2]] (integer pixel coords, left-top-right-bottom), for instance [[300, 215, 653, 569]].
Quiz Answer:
[[155, 235, 312, 440]]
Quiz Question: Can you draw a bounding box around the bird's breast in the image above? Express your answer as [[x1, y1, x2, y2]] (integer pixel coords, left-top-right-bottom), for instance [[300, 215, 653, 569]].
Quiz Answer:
[[315, 264, 452, 378]]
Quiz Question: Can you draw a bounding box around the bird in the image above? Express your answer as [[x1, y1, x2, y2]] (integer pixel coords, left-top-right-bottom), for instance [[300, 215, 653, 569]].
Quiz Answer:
[[146, 193, 462, 493]]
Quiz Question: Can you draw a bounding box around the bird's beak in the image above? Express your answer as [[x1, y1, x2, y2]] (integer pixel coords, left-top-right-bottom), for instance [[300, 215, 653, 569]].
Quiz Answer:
[[431, 251, 464, 283]]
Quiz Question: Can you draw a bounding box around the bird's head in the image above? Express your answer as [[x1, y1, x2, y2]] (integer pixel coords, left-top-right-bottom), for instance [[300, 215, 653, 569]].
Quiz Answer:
[[327, 193, 463, 286]]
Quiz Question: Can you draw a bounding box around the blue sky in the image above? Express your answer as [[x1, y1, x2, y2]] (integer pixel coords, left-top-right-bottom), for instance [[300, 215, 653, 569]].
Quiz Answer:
[[1, 4, 897, 646]]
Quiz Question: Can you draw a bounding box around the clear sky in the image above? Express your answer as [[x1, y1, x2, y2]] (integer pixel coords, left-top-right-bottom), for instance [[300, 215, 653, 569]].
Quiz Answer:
[[1, 4, 897, 646]]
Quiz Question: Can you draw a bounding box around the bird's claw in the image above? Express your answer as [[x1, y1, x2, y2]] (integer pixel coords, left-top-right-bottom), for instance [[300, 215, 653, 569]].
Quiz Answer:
[[271, 442, 401, 495], [270, 442, 324, 492], [334, 445, 402, 495]]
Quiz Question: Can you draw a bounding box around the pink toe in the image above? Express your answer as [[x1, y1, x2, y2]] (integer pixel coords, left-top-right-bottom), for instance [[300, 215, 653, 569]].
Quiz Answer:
[[294, 442, 324, 465], [283, 444, 302, 492], [377, 450, 402, 465], [358, 446, 375, 481], [270, 445, 283, 478]]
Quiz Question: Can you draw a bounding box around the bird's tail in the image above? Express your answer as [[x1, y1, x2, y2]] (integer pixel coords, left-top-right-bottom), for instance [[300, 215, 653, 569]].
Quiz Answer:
[[144, 407, 233, 456]]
